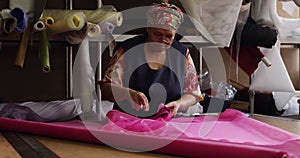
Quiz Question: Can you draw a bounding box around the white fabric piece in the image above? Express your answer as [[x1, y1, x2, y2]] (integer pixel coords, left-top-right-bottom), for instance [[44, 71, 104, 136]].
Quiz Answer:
[[281, 95, 300, 116], [0, 99, 82, 121], [250, 41, 295, 112], [180, 0, 243, 47], [73, 38, 96, 113], [272, 91, 295, 111], [250, 41, 295, 93], [281, 1, 297, 16], [289, 27, 300, 37], [251, 0, 300, 39], [99, 100, 114, 121]]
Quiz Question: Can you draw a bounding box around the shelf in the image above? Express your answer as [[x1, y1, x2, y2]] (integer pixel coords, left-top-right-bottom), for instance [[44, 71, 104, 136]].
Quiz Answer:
[[1, 32, 300, 48], [0, 31, 72, 41], [280, 37, 300, 48]]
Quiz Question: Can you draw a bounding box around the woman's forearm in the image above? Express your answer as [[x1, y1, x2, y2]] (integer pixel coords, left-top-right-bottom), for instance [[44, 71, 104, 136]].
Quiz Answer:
[[100, 83, 150, 111], [178, 94, 199, 111], [100, 83, 130, 103]]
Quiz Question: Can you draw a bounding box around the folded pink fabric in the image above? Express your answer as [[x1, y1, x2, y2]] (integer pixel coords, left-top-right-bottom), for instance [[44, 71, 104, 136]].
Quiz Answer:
[[105, 104, 172, 132]]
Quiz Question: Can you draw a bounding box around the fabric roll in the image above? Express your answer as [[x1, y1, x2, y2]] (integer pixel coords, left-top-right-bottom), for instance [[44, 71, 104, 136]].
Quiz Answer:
[[87, 22, 102, 38], [98, 21, 116, 56], [9, 0, 35, 18], [0, 103, 49, 122], [65, 22, 89, 44], [14, 20, 31, 68], [40, 16, 55, 28], [0, 99, 82, 122], [9, 7, 28, 33], [37, 30, 51, 73], [1, 9, 11, 19], [47, 12, 86, 35], [1, 17, 17, 33], [99, 21, 114, 34], [42, 7, 123, 27], [33, 20, 45, 32]]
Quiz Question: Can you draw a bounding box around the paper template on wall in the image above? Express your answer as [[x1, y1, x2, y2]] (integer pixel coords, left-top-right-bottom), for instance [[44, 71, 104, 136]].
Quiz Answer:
[[180, 0, 243, 47]]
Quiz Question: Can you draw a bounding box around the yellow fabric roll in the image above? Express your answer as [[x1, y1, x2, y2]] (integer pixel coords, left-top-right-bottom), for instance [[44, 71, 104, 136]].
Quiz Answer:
[[42, 7, 123, 27], [65, 22, 89, 44], [40, 16, 55, 28], [47, 12, 86, 35]]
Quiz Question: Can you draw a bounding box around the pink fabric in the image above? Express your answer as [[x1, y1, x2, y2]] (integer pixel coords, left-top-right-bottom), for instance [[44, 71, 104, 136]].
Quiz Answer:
[[103, 108, 300, 157], [106, 104, 172, 132], [104, 108, 300, 145], [0, 108, 300, 158]]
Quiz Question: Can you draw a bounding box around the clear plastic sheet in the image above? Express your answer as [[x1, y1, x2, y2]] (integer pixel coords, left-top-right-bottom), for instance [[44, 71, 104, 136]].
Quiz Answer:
[[210, 81, 237, 101], [199, 69, 237, 101]]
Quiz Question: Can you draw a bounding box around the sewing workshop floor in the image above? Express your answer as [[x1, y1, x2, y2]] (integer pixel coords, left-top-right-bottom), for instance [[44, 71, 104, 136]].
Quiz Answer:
[[0, 114, 299, 158]]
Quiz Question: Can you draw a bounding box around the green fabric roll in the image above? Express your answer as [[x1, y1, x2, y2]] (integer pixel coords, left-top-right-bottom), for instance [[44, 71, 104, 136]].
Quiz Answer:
[[37, 30, 50, 73]]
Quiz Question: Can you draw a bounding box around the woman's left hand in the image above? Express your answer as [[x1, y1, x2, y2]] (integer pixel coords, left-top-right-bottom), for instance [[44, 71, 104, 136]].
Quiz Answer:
[[165, 94, 198, 117], [165, 100, 182, 117]]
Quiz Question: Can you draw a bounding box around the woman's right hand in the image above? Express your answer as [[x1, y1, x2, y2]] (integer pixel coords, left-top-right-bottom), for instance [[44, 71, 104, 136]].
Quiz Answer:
[[128, 89, 149, 112]]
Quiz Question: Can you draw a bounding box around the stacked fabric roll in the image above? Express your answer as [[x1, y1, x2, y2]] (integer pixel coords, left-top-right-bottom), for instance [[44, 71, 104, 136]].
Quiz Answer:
[[0, 7, 28, 34], [31, 6, 122, 72], [0, 5, 123, 72], [0, 6, 123, 42], [33, 6, 122, 44], [0, 7, 32, 68], [30, 16, 54, 73]]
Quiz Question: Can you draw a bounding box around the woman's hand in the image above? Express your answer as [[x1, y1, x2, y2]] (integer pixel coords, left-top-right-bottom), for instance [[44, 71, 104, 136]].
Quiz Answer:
[[165, 100, 183, 117], [165, 94, 199, 117], [128, 89, 149, 111]]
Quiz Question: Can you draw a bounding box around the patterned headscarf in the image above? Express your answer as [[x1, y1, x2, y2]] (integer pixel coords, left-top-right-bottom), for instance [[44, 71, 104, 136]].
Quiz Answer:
[[147, 2, 184, 30]]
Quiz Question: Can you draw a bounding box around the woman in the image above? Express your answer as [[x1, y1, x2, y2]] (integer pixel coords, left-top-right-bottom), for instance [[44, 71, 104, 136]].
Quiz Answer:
[[99, 2, 203, 118]]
